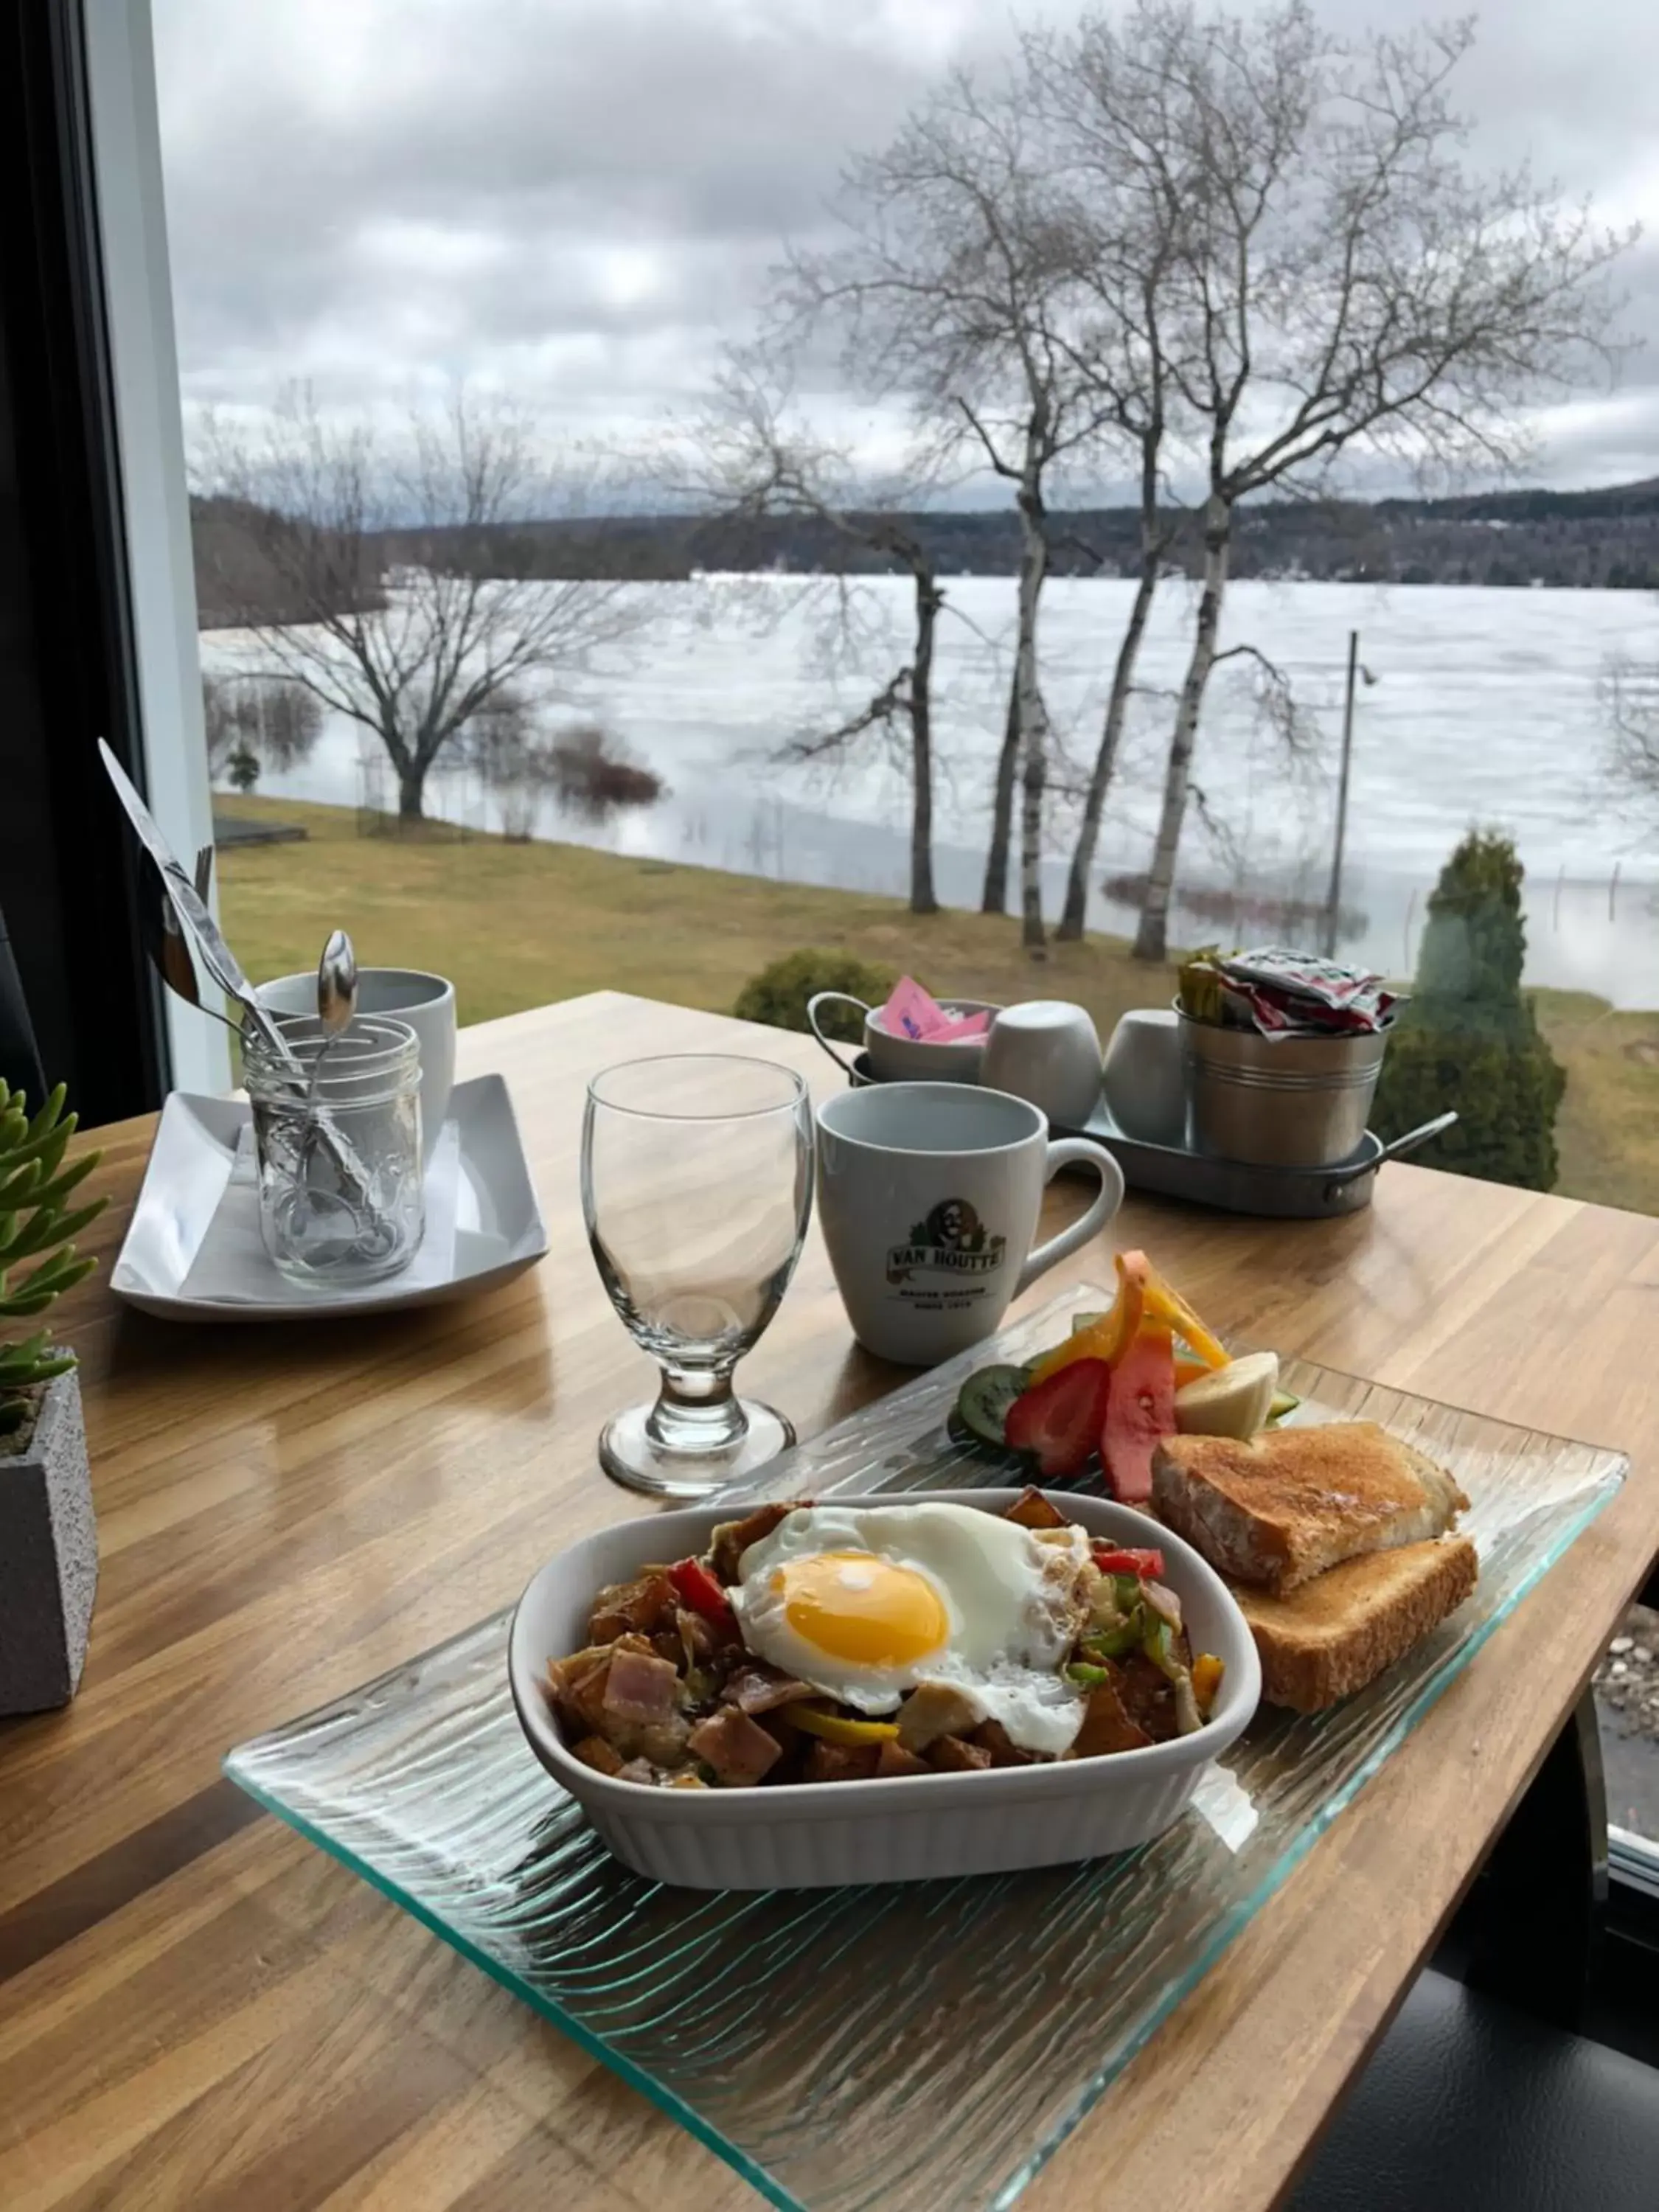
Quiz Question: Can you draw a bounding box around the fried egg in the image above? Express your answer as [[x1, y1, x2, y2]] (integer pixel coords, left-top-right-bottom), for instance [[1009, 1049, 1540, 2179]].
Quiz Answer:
[[731, 1501, 1093, 1756]]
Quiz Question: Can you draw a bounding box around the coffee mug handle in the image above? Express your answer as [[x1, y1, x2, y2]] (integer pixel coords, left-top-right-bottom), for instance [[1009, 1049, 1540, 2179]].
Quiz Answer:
[[1016, 1138, 1126, 1297], [806, 992, 871, 1081]]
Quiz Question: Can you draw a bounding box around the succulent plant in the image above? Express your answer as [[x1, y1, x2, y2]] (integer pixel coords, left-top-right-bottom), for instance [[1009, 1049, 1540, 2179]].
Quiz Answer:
[[1, 1082, 106, 1441]]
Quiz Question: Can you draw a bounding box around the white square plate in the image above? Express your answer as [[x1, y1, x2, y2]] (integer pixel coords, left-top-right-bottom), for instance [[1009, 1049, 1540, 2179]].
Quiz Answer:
[[111, 1073, 548, 1321]]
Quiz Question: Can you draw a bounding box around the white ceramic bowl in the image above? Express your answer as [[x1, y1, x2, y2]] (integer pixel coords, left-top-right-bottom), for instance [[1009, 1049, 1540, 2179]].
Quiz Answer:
[[508, 1487, 1259, 1890], [806, 991, 1001, 1085]]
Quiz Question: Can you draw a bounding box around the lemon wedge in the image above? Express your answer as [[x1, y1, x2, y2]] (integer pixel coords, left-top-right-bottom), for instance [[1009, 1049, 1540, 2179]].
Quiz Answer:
[[1173, 1350, 1281, 1439]]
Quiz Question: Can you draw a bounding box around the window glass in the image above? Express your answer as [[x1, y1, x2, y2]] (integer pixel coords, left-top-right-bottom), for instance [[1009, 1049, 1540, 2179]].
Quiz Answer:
[[150, 1, 1659, 1841]]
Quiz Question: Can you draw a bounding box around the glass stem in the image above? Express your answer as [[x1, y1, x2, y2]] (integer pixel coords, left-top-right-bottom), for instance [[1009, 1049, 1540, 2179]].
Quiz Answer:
[[645, 1360, 749, 1456]]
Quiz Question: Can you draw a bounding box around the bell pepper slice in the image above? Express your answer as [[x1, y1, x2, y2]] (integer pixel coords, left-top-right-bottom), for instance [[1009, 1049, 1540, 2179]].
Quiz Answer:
[[1083, 1615, 1144, 1661], [1141, 1613, 1178, 1675], [1192, 1653, 1225, 1715], [1065, 1661, 1112, 1688], [1092, 1545, 1166, 1579], [1030, 1253, 1150, 1382], [668, 1556, 737, 1637], [1141, 1267, 1229, 1370], [782, 1705, 900, 1745]]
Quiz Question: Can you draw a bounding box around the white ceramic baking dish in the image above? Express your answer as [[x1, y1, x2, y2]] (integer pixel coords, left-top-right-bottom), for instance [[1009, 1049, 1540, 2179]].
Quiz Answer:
[[509, 1489, 1259, 1890]]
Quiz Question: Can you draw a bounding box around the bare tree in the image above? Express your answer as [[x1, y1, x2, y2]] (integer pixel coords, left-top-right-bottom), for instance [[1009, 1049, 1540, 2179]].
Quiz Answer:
[[1080, 1, 1632, 963], [790, 71, 1117, 950], [192, 389, 642, 821], [1604, 651, 1659, 830], [676, 363, 946, 914], [1024, 24, 1197, 941]]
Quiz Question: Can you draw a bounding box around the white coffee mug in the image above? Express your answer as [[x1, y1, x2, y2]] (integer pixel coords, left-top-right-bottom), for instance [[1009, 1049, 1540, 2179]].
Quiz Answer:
[[815, 1082, 1124, 1365], [980, 1000, 1104, 1130], [257, 967, 456, 1162]]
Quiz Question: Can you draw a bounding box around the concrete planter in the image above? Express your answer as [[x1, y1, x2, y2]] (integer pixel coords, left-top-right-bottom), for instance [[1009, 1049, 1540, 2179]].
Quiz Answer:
[[0, 1362, 97, 1714]]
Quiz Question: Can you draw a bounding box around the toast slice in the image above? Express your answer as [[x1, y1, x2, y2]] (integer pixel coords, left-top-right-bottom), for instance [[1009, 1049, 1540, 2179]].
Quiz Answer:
[[1151, 1421, 1468, 1596], [1233, 1536, 1479, 1712]]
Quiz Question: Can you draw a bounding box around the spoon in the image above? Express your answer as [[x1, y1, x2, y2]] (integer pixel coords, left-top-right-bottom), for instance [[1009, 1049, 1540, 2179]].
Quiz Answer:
[[316, 929, 358, 1045], [298, 930, 358, 1147]]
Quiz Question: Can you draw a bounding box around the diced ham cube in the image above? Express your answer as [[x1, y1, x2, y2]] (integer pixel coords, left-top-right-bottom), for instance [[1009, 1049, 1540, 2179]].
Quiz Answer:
[[601, 1645, 681, 1727], [686, 1705, 784, 1787], [972, 1719, 1037, 1767], [929, 1735, 993, 1773], [722, 1666, 818, 1714], [803, 1740, 883, 1783], [874, 1740, 930, 1778]]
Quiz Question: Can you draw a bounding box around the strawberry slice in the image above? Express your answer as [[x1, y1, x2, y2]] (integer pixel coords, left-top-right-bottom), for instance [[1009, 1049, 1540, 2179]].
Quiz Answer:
[[1004, 1359, 1113, 1478], [1100, 1325, 1176, 1503]]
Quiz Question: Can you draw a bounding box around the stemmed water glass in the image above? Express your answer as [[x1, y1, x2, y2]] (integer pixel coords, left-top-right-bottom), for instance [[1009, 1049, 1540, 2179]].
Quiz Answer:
[[582, 1054, 814, 1497]]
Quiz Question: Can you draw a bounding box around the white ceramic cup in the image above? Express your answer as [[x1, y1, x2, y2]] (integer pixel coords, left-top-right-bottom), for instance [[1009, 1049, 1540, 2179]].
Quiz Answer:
[[1101, 1008, 1188, 1145], [256, 967, 456, 1162], [815, 1082, 1124, 1365], [806, 991, 1000, 1085], [979, 1001, 1104, 1130]]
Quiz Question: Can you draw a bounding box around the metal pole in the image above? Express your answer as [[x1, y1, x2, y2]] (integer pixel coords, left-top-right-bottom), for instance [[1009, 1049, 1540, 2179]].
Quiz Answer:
[[1324, 629, 1360, 958]]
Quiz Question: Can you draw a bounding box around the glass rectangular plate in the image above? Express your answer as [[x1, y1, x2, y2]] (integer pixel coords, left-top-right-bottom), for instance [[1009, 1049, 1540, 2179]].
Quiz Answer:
[[225, 1286, 1626, 2212]]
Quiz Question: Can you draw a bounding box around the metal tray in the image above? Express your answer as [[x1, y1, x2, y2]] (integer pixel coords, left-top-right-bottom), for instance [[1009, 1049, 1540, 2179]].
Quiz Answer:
[[846, 1054, 1453, 1220]]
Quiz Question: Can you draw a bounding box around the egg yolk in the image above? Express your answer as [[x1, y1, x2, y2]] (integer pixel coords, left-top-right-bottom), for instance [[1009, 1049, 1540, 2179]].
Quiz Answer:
[[774, 1551, 949, 1666]]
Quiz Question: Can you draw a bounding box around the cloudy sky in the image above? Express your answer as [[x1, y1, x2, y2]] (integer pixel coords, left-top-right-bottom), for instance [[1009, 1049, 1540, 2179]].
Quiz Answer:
[[152, 0, 1659, 499]]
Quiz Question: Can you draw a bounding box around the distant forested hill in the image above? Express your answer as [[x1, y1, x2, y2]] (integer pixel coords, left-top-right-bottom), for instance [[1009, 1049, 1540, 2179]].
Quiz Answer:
[[192, 477, 1659, 625]]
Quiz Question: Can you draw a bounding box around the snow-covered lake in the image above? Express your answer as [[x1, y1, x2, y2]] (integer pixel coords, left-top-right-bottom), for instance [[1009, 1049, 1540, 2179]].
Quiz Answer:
[[207, 575, 1659, 1006]]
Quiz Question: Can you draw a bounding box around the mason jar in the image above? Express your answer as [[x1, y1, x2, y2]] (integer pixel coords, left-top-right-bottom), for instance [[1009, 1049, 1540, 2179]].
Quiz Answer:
[[243, 1014, 424, 1286]]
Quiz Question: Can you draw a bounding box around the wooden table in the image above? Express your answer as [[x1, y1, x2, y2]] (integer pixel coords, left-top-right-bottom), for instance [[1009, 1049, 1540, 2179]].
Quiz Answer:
[[3, 990, 1657, 2211]]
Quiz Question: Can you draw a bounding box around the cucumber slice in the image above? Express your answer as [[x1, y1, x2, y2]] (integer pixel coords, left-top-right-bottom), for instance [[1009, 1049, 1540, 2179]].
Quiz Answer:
[[1268, 1388, 1301, 1425], [953, 1363, 1033, 1450]]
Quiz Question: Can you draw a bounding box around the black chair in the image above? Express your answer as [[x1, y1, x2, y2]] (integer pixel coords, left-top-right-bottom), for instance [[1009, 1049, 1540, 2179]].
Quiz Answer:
[[1289, 1964, 1659, 2212]]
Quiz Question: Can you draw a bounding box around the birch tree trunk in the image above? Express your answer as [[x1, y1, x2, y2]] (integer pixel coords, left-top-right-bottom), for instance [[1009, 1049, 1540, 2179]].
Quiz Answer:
[[1133, 494, 1231, 962], [1014, 466, 1051, 953], [1019, 707, 1048, 950], [1056, 559, 1158, 940], [981, 671, 1020, 913], [908, 569, 942, 915]]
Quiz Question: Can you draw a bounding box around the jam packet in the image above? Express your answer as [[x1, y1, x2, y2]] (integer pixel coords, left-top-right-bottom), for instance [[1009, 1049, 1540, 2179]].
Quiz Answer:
[[1180, 946, 1401, 1036]]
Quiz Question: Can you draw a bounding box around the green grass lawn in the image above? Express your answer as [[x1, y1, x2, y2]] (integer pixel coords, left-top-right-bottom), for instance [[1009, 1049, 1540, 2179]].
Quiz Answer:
[[216, 796, 1659, 1218]]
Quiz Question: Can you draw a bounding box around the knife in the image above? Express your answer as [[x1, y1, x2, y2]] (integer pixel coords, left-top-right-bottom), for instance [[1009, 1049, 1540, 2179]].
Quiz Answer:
[[99, 740, 372, 1197]]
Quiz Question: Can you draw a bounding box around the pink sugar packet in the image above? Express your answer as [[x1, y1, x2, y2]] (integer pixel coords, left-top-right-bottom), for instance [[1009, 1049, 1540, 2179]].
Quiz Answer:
[[879, 975, 948, 1038], [878, 976, 991, 1041]]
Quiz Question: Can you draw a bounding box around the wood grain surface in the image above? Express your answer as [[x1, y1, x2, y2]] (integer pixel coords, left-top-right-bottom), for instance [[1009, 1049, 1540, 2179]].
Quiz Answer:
[[3, 990, 1658, 2212]]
